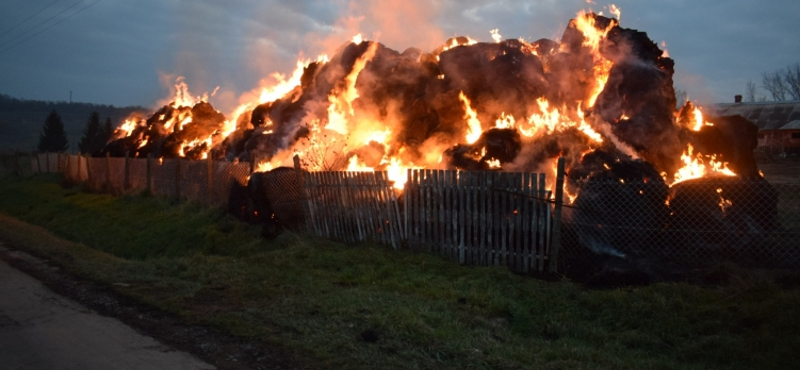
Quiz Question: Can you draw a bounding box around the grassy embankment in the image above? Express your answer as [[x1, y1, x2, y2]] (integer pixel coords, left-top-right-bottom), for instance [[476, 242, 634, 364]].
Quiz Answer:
[[0, 173, 798, 370]]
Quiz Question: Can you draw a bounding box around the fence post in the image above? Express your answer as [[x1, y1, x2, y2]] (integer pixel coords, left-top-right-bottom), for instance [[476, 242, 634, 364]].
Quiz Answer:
[[548, 157, 566, 273], [45, 152, 50, 173], [207, 156, 213, 203], [124, 152, 130, 191], [76, 152, 82, 181], [146, 154, 152, 194], [65, 153, 70, 179], [85, 153, 92, 188], [293, 154, 312, 234], [175, 158, 181, 200], [57, 152, 61, 173], [105, 152, 112, 191]]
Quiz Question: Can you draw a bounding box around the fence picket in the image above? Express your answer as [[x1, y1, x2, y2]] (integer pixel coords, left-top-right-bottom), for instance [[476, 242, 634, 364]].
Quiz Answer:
[[537, 173, 547, 272], [443, 170, 451, 259], [457, 171, 465, 264], [499, 172, 508, 267], [521, 173, 531, 273]]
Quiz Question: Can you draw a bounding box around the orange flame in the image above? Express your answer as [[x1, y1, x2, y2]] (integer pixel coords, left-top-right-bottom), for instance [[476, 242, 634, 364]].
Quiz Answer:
[[574, 11, 617, 108], [671, 144, 736, 184], [459, 91, 483, 144]]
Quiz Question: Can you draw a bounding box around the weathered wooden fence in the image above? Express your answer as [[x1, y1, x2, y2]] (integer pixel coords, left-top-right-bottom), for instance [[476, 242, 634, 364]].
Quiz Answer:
[[303, 171, 404, 249], [31, 152, 567, 273], [35, 152, 252, 206], [404, 169, 562, 273]]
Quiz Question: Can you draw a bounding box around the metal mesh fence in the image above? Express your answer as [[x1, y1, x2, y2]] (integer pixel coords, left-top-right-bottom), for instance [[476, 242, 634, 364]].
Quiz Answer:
[[151, 158, 178, 198], [558, 179, 800, 271], [249, 168, 306, 231], [86, 157, 107, 192], [212, 161, 251, 207], [128, 158, 148, 193], [108, 157, 126, 194]]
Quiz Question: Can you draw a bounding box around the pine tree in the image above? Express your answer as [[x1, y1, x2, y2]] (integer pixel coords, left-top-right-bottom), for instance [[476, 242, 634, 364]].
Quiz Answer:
[[78, 111, 102, 153], [37, 110, 69, 152], [101, 117, 114, 145]]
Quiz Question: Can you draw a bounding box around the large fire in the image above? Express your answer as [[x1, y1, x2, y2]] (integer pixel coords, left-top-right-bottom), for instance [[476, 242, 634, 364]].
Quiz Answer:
[[103, 7, 761, 200]]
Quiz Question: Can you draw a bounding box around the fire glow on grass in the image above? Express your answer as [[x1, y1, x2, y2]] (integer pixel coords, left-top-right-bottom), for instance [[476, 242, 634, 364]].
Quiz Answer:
[[106, 5, 743, 197]]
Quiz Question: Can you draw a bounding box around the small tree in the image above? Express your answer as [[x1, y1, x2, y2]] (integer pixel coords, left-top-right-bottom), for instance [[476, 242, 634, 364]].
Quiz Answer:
[[37, 110, 69, 152], [762, 71, 787, 101], [102, 117, 114, 143], [782, 63, 800, 100], [745, 80, 757, 102], [78, 111, 103, 153]]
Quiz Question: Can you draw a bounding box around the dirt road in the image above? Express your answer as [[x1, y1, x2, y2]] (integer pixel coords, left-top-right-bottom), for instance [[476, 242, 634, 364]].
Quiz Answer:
[[0, 256, 215, 370]]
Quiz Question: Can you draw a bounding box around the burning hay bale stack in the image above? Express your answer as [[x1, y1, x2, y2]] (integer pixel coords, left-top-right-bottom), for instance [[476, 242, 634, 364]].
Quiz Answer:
[[98, 10, 792, 271]]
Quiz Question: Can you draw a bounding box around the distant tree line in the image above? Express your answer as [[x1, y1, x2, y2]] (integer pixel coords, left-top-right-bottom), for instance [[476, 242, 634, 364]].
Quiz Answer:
[[0, 93, 145, 114], [745, 63, 800, 102], [1, 93, 145, 152]]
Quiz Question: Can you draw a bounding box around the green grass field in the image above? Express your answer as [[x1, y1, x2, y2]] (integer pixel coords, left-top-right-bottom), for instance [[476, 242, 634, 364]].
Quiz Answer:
[[0, 174, 798, 370]]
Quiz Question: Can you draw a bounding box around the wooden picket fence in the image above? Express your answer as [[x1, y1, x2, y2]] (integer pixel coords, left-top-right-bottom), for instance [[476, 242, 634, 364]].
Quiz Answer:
[[404, 169, 561, 273], [299, 159, 566, 273], [302, 171, 405, 249], [34, 151, 567, 273]]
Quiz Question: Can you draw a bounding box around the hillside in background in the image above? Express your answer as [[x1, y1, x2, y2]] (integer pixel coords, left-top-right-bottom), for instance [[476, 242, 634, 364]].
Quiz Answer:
[[0, 94, 147, 152]]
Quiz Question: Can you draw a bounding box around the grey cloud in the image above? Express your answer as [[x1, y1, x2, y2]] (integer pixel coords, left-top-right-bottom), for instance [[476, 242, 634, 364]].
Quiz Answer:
[[1, 0, 798, 108]]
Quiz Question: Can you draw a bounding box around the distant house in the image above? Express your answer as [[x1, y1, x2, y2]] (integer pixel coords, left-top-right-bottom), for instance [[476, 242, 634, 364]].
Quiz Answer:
[[712, 98, 800, 156]]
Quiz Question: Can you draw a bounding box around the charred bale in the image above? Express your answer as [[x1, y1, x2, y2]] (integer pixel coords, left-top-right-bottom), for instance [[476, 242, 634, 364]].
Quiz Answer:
[[592, 24, 681, 176], [441, 129, 521, 170], [438, 40, 548, 120], [689, 115, 760, 179], [442, 144, 486, 170], [247, 172, 281, 238], [228, 181, 255, 223], [476, 128, 522, 164], [251, 167, 307, 232]]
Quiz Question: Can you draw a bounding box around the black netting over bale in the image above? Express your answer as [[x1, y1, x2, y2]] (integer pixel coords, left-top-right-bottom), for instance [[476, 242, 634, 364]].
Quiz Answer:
[[567, 160, 670, 259], [668, 177, 781, 265], [561, 165, 798, 272], [247, 167, 306, 234]]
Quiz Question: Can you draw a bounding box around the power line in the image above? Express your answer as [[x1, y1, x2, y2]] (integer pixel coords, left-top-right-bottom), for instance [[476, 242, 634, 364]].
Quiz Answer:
[[0, 0, 102, 55], [0, 0, 86, 49], [0, 0, 66, 38]]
